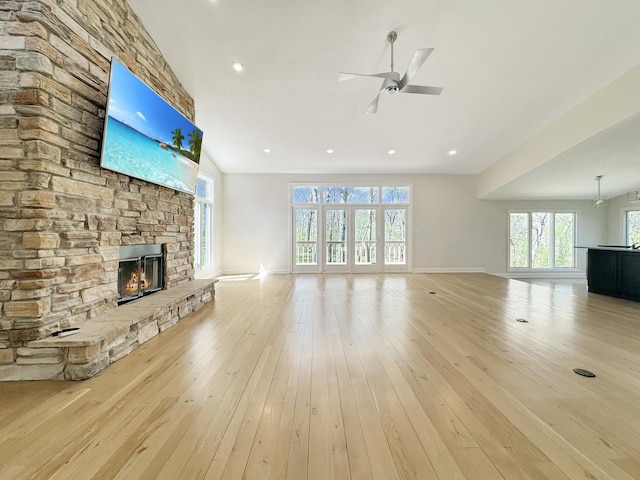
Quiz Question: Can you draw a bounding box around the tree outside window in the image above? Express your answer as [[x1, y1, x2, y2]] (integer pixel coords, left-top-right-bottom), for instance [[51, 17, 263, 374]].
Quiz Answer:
[[627, 210, 640, 245], [291, 185, 410, 270], [509, 212, 575, 269], [195, 175, 213, 271]]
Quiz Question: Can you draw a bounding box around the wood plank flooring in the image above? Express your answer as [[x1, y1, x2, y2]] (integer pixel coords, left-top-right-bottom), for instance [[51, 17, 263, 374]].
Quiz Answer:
[[2, 273, 640, 479]]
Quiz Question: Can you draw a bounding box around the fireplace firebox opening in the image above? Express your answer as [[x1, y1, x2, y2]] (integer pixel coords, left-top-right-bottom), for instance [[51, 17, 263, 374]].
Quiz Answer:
[[118, 244, 164, 305]]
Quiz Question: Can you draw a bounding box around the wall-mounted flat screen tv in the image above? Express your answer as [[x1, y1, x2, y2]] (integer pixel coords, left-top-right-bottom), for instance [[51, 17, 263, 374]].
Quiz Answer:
[[100, 58, 203, 195]]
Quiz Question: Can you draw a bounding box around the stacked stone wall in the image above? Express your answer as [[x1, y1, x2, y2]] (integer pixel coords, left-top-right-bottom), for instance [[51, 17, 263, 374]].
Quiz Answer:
[[0, 0, 198, 379]]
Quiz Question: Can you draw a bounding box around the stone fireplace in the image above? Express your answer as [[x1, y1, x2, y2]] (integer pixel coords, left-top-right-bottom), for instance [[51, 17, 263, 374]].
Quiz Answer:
[[0, 0, 215, 380]]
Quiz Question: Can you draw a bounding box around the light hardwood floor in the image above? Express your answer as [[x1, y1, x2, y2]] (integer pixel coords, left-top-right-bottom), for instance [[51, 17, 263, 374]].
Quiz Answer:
[[2, 273, 640, 480]]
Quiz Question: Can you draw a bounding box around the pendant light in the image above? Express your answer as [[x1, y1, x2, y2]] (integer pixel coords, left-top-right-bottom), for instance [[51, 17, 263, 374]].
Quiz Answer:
[[593, 175, 607, 208]]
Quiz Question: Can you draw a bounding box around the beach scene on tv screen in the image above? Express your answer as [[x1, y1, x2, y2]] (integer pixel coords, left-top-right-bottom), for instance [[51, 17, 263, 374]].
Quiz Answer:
[[101, 59, 203, 194]]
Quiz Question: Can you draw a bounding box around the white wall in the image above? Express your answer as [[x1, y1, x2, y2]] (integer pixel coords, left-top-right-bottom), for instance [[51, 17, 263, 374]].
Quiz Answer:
[[222, 173, 607, 276], [222, 173, 290, 274], [607, 192, 640, 244], [195, 150, 224, 278]]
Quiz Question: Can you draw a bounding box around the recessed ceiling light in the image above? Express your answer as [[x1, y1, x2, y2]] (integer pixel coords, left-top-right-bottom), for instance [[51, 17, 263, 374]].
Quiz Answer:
[[388, 149, 396, 155], [326, 149, 334, 154], [449, 150, 457, 155], [263, 148, 271, 153], [232, 61, 244, 72]]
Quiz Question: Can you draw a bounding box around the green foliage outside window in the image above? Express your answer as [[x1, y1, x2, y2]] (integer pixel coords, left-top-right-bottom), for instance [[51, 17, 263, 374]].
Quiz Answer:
[[292, 185, 410, 266], [509, 212, 575, 269], [509, 213, 529, 268], [555, 213, 575, 267], [628, 211, 640, 245]]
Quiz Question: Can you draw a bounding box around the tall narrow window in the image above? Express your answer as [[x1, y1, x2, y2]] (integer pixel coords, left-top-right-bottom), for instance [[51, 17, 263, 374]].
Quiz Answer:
[[509, 213, 529, 268], [384, 209, 406, 265], [326, 209, 347, 264], [531, 212, 550, 268], [509, 211, 575, 270], [194, 175, 213, 271], [627, 210, 640, 245], [295, 209, 318, 265], [554, 213, 575, 267], [355, 209, 376, 265]]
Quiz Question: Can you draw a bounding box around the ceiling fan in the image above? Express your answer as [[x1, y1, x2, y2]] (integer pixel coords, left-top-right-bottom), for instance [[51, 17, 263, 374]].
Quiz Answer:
[[339, 31, 443, 114]]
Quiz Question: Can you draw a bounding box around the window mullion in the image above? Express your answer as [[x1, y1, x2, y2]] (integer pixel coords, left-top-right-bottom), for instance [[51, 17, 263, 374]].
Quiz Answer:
[[550, 213, 556, 268], [528, 212, 533, 269]]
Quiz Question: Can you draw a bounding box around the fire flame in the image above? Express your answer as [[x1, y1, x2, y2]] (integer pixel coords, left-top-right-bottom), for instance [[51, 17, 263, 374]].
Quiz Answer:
[[123, 267, 148, 295]]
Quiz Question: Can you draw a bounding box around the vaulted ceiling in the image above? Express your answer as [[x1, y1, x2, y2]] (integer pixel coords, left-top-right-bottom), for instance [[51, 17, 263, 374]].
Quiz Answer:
[[127, 0, 640, 199]]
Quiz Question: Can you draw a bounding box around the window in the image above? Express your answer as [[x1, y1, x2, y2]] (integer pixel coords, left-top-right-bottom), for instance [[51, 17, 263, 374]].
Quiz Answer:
[[509, 211, 575, 269], [323, 186, 378, 203], [382, 186, 410, 204], [355, 209, 376, 265], [325, 209, 348, 264], [291, 185, 410, 272], [292, 186, 319, 204], [293, 186, 409, 206], [384, 209, 406, 264], [194, 175, 213, 271], [627, 210, 640, 245], [295, 209, 318, 265]]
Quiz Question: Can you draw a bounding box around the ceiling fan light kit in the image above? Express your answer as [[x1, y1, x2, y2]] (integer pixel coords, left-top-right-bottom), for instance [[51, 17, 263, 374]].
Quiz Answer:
[[338, 31, 443, 114]]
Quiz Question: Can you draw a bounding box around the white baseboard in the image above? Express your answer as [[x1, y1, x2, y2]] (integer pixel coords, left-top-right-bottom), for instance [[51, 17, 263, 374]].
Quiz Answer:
[[195, 269, 222, 280], [412, 267, 487, 274], [499, 271, 586, 279], [221, 268, 290, 275]]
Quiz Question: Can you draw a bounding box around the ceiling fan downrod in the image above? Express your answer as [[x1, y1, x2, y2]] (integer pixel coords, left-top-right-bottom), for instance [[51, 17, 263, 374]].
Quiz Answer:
[[385, 31, 400, 94], [387, 31, 397, 73]]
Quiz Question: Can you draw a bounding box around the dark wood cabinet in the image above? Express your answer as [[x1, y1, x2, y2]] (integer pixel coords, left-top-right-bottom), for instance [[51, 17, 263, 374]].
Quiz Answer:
[[619, 253, 640, 298], [587, 249, 640, 302]]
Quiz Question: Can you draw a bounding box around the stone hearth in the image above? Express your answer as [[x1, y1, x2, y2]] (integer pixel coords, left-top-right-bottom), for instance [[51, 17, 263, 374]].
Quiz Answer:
[[2, 279, 217, 381]]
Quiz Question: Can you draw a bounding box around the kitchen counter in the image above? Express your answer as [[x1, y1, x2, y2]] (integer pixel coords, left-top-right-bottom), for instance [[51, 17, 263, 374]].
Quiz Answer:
[[576, 245, 640, 252], [579, 247, 640, 302]]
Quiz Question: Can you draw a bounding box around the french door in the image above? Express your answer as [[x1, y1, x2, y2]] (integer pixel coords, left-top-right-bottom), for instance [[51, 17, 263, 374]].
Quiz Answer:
[[324, 207, 379, 272], [382, 207, 408, 272], [293, 206, 407, 273], [293, 207, 320, 273]]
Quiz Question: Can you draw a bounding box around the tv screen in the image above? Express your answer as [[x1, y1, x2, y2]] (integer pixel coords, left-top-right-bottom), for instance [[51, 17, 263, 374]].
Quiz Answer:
[[100, 58, 203, 195]]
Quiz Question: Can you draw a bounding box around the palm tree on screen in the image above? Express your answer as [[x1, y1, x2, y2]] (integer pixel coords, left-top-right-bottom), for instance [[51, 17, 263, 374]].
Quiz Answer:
[[188, 129, 202, 162], [171, 128, 184, 150]]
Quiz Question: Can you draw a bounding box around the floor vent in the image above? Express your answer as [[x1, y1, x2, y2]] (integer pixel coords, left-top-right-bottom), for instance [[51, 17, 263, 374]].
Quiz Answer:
[[573, 368, 596, 378]]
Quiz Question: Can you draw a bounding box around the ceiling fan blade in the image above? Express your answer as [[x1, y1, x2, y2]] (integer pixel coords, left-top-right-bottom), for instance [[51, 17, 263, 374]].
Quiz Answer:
[[401, 85, 443, 95], [399, 48, 434, 89], [338, 71, 396, 82], [366, 91, 382, 114]]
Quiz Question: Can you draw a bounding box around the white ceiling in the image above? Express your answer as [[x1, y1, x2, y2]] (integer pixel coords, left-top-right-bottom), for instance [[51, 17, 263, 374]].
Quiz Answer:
[[127, 0, 640, 199]]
